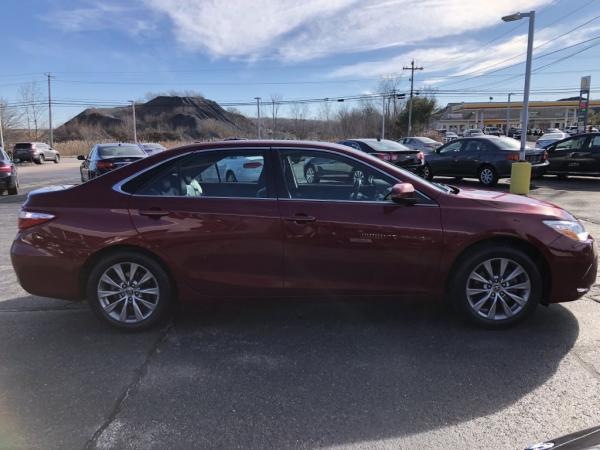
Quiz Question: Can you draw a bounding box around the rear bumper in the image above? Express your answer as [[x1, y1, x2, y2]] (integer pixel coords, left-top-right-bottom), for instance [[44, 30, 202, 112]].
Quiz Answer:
[[14, 153, 39, 162], [10, 237, 83, 301], [547, 235, 597, 303], [394, 161, 425, 173]]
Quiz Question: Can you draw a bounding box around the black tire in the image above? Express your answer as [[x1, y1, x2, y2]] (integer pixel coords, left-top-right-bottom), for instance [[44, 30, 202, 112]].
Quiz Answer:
[[80, 172, 85, 183], [87, 251, 174, 331], [557, 174, 568, 180], [54, 154, 60, 164], [422, 163, 433, 180], [7, 185, 18, 195], [478, 165, 498, 187], [36, 155, 44, 165], [304, 164, 319, 184], [225, 171, 237, 182], [450, 245, 541, 329]]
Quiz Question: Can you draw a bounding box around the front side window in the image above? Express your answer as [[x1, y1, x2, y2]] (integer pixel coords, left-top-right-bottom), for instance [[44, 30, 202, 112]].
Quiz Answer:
[[279, 149, 396, 202], [133, 149, 269, 198]]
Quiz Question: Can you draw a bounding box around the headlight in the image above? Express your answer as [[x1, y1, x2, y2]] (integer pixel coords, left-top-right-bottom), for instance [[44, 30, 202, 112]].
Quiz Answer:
[[543, 220, 589, 241]]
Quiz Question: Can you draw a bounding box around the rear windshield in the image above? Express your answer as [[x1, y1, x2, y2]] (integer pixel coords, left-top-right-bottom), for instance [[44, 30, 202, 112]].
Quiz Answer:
[[417, 137, 438, 143], [494, 136, 529, 150], [363, 140, 412, 152], [98, 145, 146, 158], [14, 143, 32, 149]]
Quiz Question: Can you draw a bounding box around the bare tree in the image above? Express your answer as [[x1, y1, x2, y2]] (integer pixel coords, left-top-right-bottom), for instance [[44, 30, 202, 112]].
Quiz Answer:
[[289, 102, 309, 139], [269, 93, 283, 137], [19, 82, 46, 140]]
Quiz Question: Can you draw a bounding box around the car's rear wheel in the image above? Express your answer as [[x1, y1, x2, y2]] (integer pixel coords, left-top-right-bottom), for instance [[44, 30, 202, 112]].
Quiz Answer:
[[422, 163, 433, 180], [54, 154, 60, 164], [87, 251, 173, 330], [304, 164, 319, 184], [451, 245, 541, 328], [225, 171, 237, 182], [36, 155, 45, 165], [478, 165, 498, 187], [7, 184, 18, 195]]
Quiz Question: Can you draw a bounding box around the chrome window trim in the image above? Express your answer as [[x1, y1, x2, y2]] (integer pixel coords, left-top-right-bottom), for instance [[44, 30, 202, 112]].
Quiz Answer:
[[112, 147, 273, 198], [275, 146, 437, 205]]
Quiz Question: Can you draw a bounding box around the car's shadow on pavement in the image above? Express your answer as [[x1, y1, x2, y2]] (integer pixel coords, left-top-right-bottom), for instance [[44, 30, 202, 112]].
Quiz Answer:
[[107, 298, 578, 449], [0, 295, 580, 448]]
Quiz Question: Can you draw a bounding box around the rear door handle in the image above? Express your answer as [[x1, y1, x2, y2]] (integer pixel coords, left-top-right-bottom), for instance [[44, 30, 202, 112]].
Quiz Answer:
[[139, 208, 170, 218], [284, 215, 316, 223]]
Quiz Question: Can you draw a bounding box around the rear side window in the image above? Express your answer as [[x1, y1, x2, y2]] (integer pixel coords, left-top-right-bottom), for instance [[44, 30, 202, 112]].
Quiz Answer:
[[128, 149, 271, 199], [14, 143, 32, 149]]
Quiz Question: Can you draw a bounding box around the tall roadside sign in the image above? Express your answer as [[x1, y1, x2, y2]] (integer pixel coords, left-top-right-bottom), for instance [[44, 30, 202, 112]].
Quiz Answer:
[[578, 76, 591, 132]]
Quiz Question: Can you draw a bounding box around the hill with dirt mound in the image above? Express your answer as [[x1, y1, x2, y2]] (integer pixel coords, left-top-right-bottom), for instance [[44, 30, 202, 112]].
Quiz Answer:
[[55, 96, 253, 142]]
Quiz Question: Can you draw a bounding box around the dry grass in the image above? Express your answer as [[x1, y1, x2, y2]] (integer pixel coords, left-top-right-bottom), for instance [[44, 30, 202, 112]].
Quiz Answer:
[[54, 140, 193, 157]]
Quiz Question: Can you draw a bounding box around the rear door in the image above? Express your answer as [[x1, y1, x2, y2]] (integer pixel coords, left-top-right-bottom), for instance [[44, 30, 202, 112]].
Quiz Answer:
[[585, 135, 600, 174], [275, 147, 443, 297], [548, 135, 589, 174], [127, 148, 284, 297]]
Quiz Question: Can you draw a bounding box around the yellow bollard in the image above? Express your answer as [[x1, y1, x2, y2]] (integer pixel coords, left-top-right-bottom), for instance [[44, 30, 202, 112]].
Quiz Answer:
[[510, 161, 532, 195]]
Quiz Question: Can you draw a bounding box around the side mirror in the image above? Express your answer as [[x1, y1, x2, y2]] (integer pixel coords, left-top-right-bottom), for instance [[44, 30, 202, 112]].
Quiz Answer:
[[390, 183, 417, 205], [77, 155, 86, 160]]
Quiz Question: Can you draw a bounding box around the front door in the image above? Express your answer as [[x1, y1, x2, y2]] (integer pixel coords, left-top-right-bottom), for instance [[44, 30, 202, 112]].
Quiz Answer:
[[128, 148, 284, 298], [429, 140, 464, 176], [276, 148, 444, 297], [548, 135, 589, 174]]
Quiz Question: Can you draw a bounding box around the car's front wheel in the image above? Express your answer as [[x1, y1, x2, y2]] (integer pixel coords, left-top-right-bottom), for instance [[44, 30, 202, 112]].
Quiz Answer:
[[478, 165, 498, 187], [87, 251, 173, 330], [451, 245, 541, 328], [304, 164, 319, 184]]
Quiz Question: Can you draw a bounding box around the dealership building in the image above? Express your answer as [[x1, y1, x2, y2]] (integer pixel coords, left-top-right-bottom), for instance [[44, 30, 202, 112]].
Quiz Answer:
[[432, 99, 600, 133]]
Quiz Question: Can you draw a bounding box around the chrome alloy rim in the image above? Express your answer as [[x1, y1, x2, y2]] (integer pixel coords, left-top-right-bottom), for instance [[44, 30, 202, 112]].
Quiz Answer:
[[480, 168, 494, 185], [466, 258, 531, 320], [305, 166, 316, 183], [97, 262, 159, 323]]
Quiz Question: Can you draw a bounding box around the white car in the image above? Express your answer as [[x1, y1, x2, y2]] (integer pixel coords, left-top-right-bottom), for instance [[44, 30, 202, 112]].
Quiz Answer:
[[536, 132, 570, 149], [217, 155, 264, 182], [565, 125, 580, 135], [442, 132, 459, 143]]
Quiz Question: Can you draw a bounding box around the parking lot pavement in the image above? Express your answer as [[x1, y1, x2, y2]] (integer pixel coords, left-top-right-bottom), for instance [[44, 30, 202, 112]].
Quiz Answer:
[[0, 166, 599, 449]]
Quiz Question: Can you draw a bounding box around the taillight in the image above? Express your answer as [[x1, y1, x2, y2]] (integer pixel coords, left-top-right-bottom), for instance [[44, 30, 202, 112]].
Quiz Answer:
[[543, 150, 548, 161], [507, 153, 520, 161], [18, 211, 55, 230], [417, 151, 424, 161], [373, 153, 391, 161], [0, 164, 11, 173], [96, 160, 114, 170], [243, 161, 262, 169]]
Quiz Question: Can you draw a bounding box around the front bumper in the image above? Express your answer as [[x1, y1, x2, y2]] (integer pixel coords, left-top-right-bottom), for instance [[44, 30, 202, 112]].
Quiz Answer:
[[546, 235, 597, 303]]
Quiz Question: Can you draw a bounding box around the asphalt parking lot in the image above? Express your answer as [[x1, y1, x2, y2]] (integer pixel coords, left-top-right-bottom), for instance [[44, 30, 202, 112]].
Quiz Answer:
[[1, 160, 600, 449]]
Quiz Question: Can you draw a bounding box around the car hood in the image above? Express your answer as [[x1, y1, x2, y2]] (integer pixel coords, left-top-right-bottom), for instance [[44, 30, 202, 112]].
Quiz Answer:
[[451, 186, 574, 220]]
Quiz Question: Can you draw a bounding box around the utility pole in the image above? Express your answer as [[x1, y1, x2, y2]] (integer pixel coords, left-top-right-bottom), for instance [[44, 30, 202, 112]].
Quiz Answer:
[[0, 103, 4, 149], [381, 94, 386, 140], [47, 73, 54, 148], [254, 97, 261, 139], [272, 98, 275, 137], [128, 100, 137, 143], [402, 60, 423, 137], [506, 93, 513, 135]]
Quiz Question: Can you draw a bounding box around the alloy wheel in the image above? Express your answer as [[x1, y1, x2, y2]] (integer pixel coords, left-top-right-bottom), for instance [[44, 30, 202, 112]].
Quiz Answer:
[[96, 262, 160, 324], [305, 166, 316, 183], [465, 257, 531, 321], [480, 168, 494, 185]]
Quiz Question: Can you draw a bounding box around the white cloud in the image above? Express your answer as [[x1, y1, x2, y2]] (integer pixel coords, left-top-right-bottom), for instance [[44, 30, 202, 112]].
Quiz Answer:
[[145, 0, 553, 61], [328, 22, 600, 86]]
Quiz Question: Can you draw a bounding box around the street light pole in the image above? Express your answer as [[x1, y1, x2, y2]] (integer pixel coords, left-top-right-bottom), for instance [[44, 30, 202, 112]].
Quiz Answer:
[[0, 103, 4, 150], [502, 10, 535, 194], [506, 92, 513, 136], [128, 100, 137, 143], [254, 97, 261, 139]]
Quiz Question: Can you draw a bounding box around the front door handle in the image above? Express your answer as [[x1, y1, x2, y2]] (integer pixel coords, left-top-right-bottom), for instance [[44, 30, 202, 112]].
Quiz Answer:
[[139, 208, 170, 218], [284, 214, 316, 223]]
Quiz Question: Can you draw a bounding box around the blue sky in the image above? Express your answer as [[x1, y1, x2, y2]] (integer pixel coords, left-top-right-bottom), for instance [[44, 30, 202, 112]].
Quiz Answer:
[[1, 0, 599, 125]]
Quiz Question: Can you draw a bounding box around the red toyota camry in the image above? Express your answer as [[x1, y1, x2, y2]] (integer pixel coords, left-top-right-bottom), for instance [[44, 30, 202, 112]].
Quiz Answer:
[[10, 140, 597, 330]]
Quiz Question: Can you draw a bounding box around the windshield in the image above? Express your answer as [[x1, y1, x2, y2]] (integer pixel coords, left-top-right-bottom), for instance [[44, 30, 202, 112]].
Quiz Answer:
[[98, 145, 146, 158], [363, 140, 412, 152], [539, 133, 563, 140]]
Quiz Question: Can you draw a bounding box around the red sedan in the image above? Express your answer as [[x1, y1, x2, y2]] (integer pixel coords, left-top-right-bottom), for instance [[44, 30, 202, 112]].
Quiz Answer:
[[10, 141, 597, 330]]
